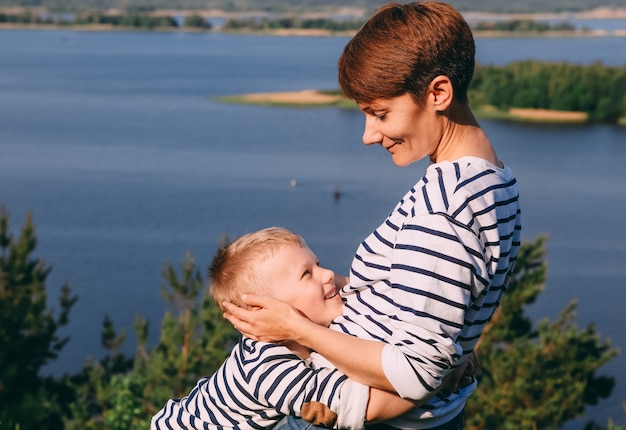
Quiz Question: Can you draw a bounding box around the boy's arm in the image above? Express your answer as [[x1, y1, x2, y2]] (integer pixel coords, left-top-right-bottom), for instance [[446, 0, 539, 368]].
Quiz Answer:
[[302, 385, 416, 428], [247, 342, 359, 427]]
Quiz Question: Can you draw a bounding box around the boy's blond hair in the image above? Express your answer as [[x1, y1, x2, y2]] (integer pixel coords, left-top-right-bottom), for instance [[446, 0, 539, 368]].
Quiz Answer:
[[209, 227, 306, 311]]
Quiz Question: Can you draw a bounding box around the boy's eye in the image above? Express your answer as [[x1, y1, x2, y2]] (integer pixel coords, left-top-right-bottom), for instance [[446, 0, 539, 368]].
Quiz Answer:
[[302, 269, 311, 277]]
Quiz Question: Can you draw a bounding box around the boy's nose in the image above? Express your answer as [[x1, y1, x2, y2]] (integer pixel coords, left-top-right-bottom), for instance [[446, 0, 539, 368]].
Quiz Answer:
[[323, 268, 335, 284]]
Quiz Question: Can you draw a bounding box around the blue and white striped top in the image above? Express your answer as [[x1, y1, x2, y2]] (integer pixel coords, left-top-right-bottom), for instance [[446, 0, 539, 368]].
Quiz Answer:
[[151, 338, 350, 430], [332, 157, 521, 428]]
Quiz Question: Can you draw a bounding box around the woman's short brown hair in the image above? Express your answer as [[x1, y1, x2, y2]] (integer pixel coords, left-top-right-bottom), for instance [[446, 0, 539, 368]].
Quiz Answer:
[[338, 1, 475, 105], [209, 227, 305, 311]]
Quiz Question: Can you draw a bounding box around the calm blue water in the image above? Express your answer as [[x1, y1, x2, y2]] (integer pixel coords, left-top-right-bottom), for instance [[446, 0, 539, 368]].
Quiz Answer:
[[1, 30, 625, 427]]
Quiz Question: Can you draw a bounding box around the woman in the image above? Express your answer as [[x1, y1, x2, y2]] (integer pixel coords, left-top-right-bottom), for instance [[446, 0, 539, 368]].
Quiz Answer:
[[224, 2, 522, 429]]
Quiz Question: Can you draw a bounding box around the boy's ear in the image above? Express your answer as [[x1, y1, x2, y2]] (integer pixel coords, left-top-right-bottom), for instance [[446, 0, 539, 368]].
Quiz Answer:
[[428, 75, 454, 112]]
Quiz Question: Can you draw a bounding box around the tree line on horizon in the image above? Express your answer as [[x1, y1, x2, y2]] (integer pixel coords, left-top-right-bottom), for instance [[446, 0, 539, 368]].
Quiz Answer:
[[1, 0, 626, 13], [1, 205, 625, 429], [469, 60, 626, 124], [0, 7, 598, 39], [220, 15, 583, 35], [0, 10, 211, 29]]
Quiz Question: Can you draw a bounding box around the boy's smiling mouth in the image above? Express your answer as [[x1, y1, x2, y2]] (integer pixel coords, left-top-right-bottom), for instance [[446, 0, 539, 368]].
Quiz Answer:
[[324, 290, 338, 300]]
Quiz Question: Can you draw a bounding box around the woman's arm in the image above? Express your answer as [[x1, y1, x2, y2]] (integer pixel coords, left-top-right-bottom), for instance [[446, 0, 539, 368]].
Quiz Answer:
[[223, 294, 393, 391], [224, 285, 479, 398], [365, 352, 478, 422], [366, 388, 417, 423]]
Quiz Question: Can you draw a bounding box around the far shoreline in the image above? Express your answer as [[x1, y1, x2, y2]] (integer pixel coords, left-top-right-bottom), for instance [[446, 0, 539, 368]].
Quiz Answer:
[[2, 5, 626, 37], [215, 89, 625, 125], [1, 23, 626, 38]]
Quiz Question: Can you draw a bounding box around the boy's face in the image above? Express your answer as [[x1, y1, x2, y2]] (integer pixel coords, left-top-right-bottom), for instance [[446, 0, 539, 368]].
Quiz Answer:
[[257, 244, 343, 327]]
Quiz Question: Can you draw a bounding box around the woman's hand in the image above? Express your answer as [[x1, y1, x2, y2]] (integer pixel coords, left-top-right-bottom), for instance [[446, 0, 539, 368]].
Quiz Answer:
[[222, 294, 313, 343], [440, 350, 480, 395]]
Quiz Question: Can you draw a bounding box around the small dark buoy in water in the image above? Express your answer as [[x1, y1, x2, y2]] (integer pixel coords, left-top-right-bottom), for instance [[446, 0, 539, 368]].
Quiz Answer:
[[333, 187, 341, 200]]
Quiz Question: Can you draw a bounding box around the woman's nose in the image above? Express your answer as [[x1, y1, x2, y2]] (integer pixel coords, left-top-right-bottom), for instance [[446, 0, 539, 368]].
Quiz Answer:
[[362, 116, 382, 146]]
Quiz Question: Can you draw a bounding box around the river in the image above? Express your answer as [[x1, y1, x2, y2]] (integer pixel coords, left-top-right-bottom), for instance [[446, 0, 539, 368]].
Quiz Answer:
[[0, 29, 625, 427]]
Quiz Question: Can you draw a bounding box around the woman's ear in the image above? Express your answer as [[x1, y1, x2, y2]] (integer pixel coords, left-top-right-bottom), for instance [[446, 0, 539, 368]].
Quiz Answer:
[[428, 75, 454, 112]]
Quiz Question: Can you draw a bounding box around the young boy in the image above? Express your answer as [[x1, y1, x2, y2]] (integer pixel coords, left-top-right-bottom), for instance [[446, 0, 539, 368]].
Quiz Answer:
[[151, 227, 415, 430]]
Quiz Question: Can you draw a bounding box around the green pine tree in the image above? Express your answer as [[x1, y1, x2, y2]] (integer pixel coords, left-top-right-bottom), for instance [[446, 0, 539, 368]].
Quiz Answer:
[[465, 236, 620, 430], [0, 206, 77, 430], [135, 250, 238, 415], [65, 246, 238, 427]]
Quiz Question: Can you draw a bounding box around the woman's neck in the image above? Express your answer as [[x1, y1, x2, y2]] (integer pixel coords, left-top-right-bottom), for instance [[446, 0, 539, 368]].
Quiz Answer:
[[432, 103, 502, 167]]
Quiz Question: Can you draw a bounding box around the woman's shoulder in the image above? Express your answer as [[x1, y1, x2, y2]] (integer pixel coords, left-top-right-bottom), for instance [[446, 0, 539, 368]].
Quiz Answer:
[[411, 156, 518, 216], [423, 156, 516, 193], [428, 156, 513, 177]]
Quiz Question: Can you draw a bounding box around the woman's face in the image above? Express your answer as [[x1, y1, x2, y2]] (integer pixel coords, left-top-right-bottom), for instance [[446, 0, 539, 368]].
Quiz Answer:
[[358, 93, 442, 167]]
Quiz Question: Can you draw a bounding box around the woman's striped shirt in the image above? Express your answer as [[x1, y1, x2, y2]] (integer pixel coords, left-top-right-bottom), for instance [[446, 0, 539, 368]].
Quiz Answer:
[[331, 157, 522, 426]]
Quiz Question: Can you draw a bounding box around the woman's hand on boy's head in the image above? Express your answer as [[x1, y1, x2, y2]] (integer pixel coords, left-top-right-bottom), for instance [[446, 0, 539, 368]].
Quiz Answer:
[[222, 294, 309, 343]]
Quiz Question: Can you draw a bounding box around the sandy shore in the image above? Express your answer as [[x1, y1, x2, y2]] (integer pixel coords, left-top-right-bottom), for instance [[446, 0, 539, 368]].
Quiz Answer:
[[239, 89, 345, 104], [463, 7, 626, 21], [508, 108, 588, 122]]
